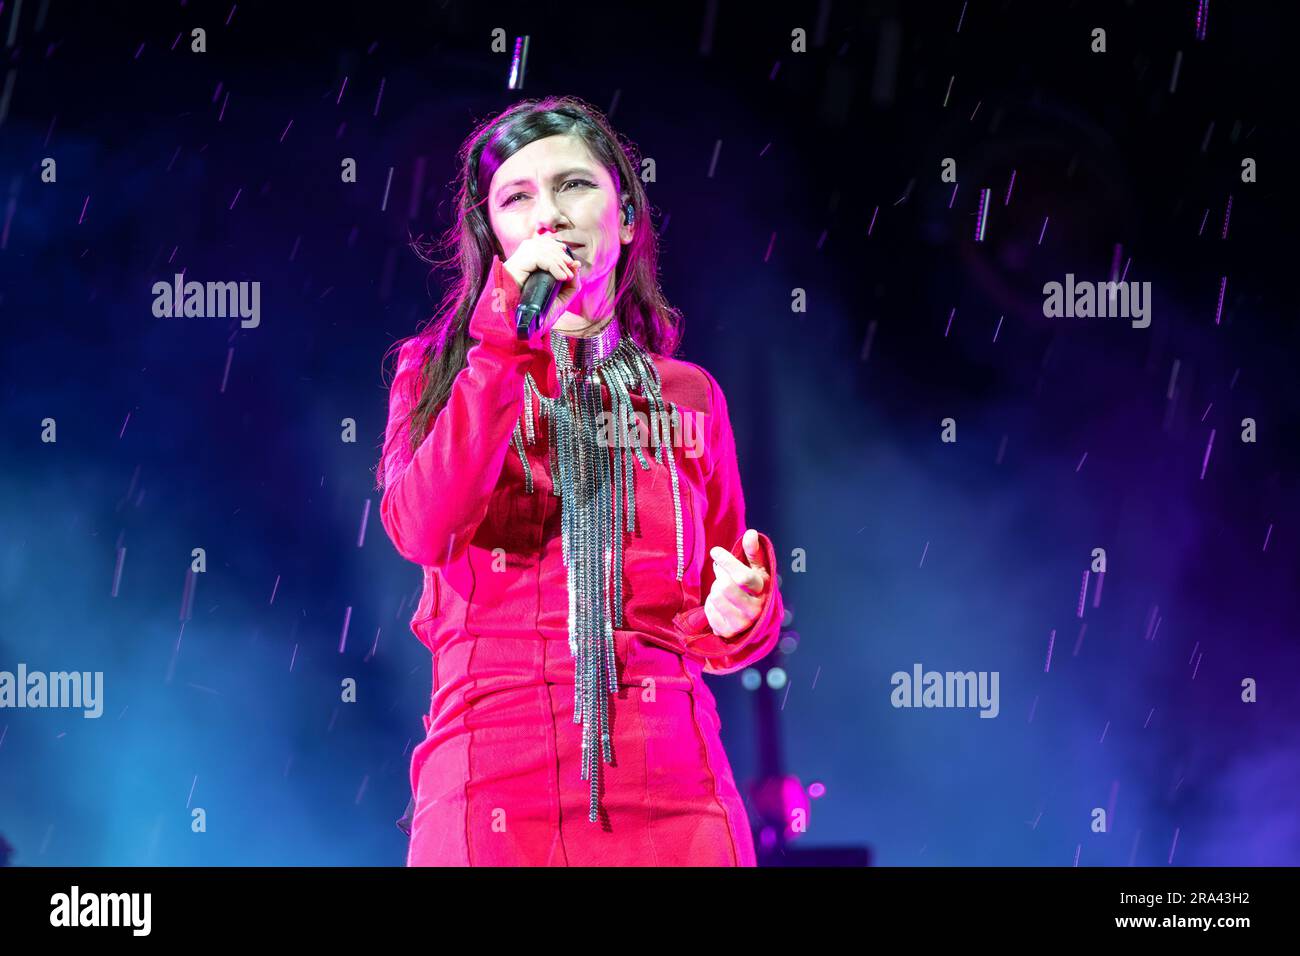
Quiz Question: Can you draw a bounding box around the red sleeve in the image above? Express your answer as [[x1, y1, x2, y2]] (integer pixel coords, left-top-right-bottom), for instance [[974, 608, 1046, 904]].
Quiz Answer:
[[670, 370, 784, 676], [379, 256, 535, 567]]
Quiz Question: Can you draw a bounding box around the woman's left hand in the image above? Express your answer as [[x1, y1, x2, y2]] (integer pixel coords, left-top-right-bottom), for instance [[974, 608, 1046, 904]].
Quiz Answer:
[[705, 529, 771, 638]]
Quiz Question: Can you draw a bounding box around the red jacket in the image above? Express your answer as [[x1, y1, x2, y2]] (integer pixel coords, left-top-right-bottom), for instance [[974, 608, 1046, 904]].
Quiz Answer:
[[380, 256, 783, 865]]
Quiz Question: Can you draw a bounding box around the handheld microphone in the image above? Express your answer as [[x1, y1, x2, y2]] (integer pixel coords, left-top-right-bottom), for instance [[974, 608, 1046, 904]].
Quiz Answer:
[[515, 243, 576, 340]]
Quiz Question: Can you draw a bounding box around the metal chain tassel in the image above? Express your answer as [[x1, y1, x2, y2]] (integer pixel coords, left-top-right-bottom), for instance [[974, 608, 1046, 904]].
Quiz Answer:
[[512, 316, 683, 823]]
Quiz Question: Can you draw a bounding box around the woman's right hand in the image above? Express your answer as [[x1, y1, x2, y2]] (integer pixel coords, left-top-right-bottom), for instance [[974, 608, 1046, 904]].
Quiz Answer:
[[500, 234, 584, 336]]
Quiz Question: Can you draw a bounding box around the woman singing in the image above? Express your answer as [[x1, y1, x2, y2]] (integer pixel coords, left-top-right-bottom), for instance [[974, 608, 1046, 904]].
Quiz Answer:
[[377, 95, 784, 865]]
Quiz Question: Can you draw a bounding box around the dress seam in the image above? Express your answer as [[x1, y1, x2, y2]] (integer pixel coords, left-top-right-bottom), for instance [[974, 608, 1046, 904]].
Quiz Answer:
[[463, 553, 478, 867], [685, 661, 741, 865], [642, 679, 661, 866], [535, 451, 568, 865]]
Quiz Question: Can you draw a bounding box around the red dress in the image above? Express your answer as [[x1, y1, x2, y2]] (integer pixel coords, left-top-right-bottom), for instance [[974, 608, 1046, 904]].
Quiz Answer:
[[380, 257, 784, 865]]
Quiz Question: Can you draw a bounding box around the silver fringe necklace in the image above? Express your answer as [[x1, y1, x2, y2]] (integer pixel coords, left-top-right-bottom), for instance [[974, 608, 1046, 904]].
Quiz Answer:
[[507, 314, 684, 823]]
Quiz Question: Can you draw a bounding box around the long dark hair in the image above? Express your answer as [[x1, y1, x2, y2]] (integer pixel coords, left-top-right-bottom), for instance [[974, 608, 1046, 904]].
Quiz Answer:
[[375, 95, 684, 493]]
